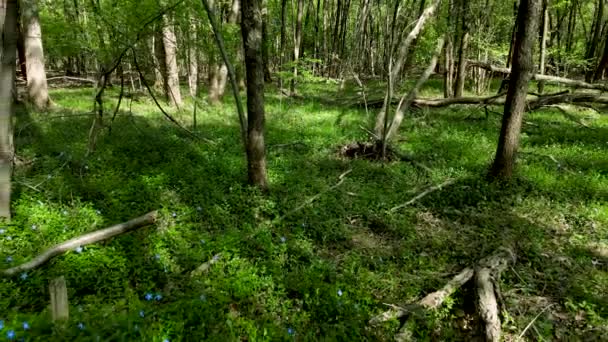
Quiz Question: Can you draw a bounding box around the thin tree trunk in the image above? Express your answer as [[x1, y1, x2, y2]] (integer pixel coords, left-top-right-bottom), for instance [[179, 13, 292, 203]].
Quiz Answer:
[[374, 0, 439, 136], [593, 33, 608, 81], [585, 0, 604, 82], [161, 16, 182, 107], [262, 0, 272, 82], [444, 0, 454, 98], [385, 38, 444, 141], [0, 0, 17, 220], [538, 0, 548, 93], [21, 0, 50, 110], [241, 0, 269, 190], [188, 19, 199, 98], [278, 0, 287, 88], [291, 0, 304, 94], [490, 0, 540, 180], [454, 0, 468, 97]]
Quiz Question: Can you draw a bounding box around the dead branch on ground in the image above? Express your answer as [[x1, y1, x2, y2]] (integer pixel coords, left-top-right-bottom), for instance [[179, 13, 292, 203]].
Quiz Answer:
[[0, 211, 158, 276], [370, 247, 516, 342]]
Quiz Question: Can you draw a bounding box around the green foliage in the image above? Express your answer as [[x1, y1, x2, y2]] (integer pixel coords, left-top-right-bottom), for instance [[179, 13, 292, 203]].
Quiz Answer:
[[3, 80, 607, 340]]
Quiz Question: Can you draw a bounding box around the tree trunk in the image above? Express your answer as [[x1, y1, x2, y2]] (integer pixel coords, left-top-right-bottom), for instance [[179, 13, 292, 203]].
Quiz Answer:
[[278, 0, 287, 88], [291, 0, 304, 94], [444, 0, 454, 98], [593, 32, 608, 81], [21, 0, 50, 110], [585, 0, 604, 82], [0, 0, 17, 220], [374, 0, 439, 136], [241, 0, 269, 190], [262, 0, 272, 82], [188, 19, 199, 98], [161, 16, 182, 107], [490, 0, 540, 180], [454, 0, 468, 97], [538, 0, 548, 93], [210, 0, 240, 102]]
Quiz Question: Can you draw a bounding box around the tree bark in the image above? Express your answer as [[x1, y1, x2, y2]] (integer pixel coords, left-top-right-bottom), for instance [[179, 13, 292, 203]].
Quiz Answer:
[[188, 19, 199, 98], [278, 0, 287, 88], [443, 0, 454, 98], [0, 0, 17, 220], [593, 32, 608, 81], [161, 15, 182, 107], [241, 0, 269, 190], [209, 0, 240, 103], [490, 0, 541, 180], [21, 0, 50, 110], [291, 0, 304, 94], [538, 0, 548, 93], [585, 0, 604, 82], [453, 0, 469, 97]]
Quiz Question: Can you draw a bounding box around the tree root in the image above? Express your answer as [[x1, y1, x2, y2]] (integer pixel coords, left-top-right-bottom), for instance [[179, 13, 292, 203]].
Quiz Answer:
[[370, 247, 516, 341], [0, 211, 158, 276]]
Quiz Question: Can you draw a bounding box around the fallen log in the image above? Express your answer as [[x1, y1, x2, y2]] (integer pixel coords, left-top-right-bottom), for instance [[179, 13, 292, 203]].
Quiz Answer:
[[467, 60, 608, 92], [370, 247, 516, 342], [0, 211, 158, 276]]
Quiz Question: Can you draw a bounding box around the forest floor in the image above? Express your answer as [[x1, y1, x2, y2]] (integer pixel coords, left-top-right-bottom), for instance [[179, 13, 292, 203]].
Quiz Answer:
[[1, 79, 607, 341]]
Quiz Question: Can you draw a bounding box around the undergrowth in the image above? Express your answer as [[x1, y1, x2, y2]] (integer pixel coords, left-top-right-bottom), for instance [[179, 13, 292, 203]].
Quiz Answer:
[[0, 80, 606, 341]]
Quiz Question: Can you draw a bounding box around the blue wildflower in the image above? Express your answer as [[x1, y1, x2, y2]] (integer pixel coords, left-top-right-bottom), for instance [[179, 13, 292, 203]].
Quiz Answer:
[[0, 320, 4, 329], [280, 236, 287, 243], [20, 273, 27, 280], [22, 322, 29, 330], [75, 246, 83, 253], [154, 254, 161, 260], [337, 289, 343, 297], [171, 212, 177, 218], [199, 294, 206, 302], [5, 256, 13, 263], [212, 254, 220, 261], [47, 174, 52, 179], [196, 206, 202, 212], [5, 236, 11, 241], [200, 239, 205, 244], [96, 210, 101, 215], [77, 322, 85, 330], [0, 228, 5, 234], [7, 330, 15, 339], [155, 293, 162, 301], [287, 327, 295, 336], [139, 310, 145, 318], [62, 210, 68, 216], [31, 224, 37, 231], [163, 339, 170, 342], [144, 293, 153, 301]]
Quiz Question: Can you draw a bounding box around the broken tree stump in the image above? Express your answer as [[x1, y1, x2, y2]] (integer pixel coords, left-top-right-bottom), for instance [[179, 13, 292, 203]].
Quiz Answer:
[[50, 276, 69, 322]]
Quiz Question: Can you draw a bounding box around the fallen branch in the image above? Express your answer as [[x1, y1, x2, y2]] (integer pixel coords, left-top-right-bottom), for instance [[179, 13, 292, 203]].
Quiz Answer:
[[190, 253, 222, 277], [476, 247, 516, 342], [369, 267, 475, 325], [0, 211, 158, 276], [468, 60, 608, 91], [370, 247, 516, 342], [46, 76, 97, 84], [390, 178, 457, 212]]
